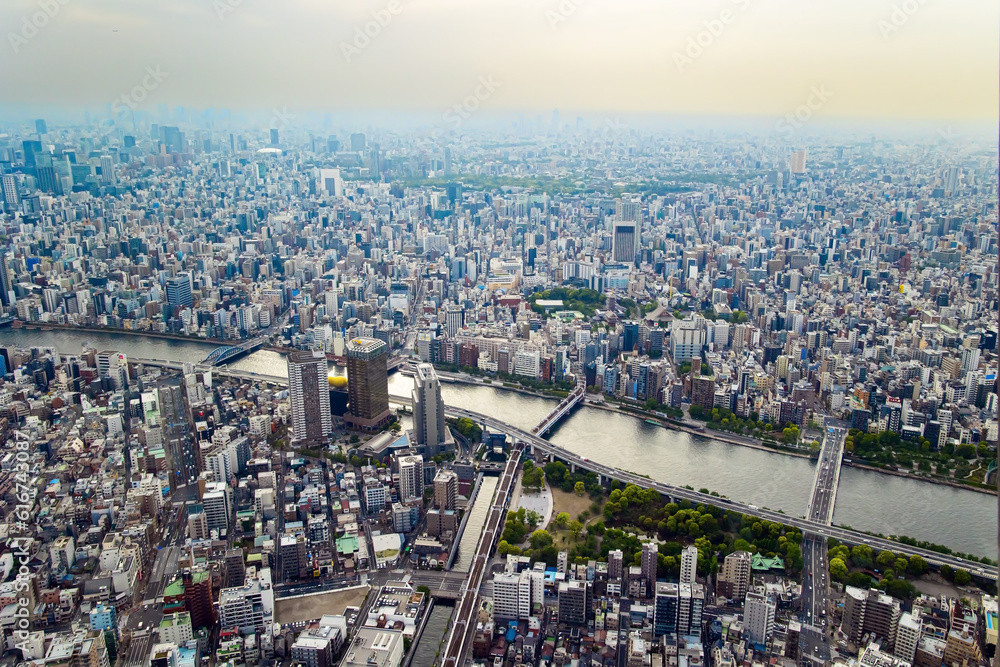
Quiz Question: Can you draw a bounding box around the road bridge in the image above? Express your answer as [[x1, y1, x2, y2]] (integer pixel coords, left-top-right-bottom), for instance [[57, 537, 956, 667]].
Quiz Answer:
[[533, 384, 585, 436], [203, 337, 267, 365], [798, 424, 847, 664]]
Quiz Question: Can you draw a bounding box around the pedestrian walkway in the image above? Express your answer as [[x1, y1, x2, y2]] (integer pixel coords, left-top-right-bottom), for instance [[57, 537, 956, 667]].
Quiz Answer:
[[510, 475, 553, 531]]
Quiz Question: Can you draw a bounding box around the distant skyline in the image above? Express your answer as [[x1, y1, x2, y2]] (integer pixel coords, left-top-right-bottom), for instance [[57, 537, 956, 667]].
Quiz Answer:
[[1, 0, 997, 123]]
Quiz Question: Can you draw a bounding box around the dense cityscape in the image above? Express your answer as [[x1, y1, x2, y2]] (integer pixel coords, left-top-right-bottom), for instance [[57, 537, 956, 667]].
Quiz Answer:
[[0, 99, 995, 667]]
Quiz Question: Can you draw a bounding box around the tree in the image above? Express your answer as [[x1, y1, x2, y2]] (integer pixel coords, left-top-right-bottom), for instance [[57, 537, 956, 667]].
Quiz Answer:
[[553, 512, 570, 529], [907, 555, 927, 576], [953, 569, 972, 586], [876, 550, 897, 568], [574, 481, 585, 496], [829, 557, 849, 580], [498, 540, 520, 556], [568, 520, 583, 535], [529, 529, 553, 551], [939, 564, 954, 581], [894, 557, 909, 574]]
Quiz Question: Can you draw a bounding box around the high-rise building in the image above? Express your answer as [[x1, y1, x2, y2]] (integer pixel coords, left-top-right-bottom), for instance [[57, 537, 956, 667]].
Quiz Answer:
[[100, 155, 115, 185], [165, 275, 193, 308], [269, 128, 280, 146], [433, 469, 458, 510], [744, 590, 776, 646], [680, 545, 698, 584], [718, 551, 751, 601], [445, 307, 464, 337], [612, 221, 637, 264], [280, 533, 309, 581], [654, 582, 679, 638], [1, 174, 20, 212], [181, 568, 215, 630], [678, 582, 704, 637], [413, 363, 449, 454], [345, 337, 392, 431], [640, 542, 658, 596], [894, 612, 921, 664], [35, 119, 47, 134], [790, 149, 807, 174], [218, 568, 274, 635], [493, 569, 544, 621], [287, 350, 333, 445], [842, 587, 901, 651], [397, 455, 424, 502], [557, 580, 589, 625]]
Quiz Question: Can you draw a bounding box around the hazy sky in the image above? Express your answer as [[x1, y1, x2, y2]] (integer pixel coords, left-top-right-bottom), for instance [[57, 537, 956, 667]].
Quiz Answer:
[[1, 0, 997, 122]]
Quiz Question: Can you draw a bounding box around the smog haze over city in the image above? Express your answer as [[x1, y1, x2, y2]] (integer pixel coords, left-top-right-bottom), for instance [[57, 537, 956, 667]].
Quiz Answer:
[[0, 3, 997, 667]]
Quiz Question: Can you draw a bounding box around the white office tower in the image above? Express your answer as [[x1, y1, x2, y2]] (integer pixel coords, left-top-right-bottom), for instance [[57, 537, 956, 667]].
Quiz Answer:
[[744, 590, 776, 646], [680, 545, 698, 584], [413, 363, 446, 450]]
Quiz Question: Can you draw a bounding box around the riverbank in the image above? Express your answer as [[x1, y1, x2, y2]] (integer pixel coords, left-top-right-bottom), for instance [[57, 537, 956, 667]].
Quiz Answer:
[[18, 322, 226, 346], [844, 460, 997, 496], [582, 400, 814, 460]]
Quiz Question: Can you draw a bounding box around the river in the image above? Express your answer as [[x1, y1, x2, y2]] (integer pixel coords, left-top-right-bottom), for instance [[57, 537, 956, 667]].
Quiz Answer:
[[1, 328, 995, 557], [410, 603, 453, 667]]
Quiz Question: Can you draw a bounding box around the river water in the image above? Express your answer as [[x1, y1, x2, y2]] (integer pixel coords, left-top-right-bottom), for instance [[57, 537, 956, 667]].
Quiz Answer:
[[2, 328, 995, 557], [411, 603, 453, 667]]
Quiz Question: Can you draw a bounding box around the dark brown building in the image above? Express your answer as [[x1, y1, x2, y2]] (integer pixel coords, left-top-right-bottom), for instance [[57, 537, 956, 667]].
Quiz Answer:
[[345, 337, 392, 431]]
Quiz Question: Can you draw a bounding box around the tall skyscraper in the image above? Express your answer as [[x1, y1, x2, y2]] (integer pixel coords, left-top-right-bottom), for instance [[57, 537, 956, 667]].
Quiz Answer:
[[0, 253, 13, 308], [287, 350, 333, 445], [790, 149, 807, 174], [1, 174, 19, 212], [270, 128, 280, 146], [612, 222, 637, 264], [99, 155, 115, 185], [345, 337, 392, 430], [34, 119, 47, 134], [413, 363, 448, 454]]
